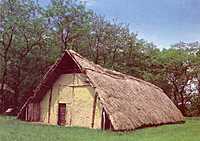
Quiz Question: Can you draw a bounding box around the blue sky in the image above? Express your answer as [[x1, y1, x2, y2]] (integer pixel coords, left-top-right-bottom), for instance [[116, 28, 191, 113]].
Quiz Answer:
[[39, 0, 200, 49]]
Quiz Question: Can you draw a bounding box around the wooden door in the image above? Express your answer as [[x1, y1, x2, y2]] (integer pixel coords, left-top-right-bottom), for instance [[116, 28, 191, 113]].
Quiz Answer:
[[101, 108, 113, 130], [58, 103, 66, 126]]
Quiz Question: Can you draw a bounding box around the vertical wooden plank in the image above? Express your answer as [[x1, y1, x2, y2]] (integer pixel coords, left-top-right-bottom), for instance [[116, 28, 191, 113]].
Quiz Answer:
[[28, 103, 31, 121], [31, 103, 33, 121], [33, 104, 35, 121], [101, 109, 106, 130], [70, 73, 76, 126], [27, 104, 30, 121], [91, 93, 97, 128], [37, 103, 40, 121], [28, 104, 31, 121], [48, 87, 53, 123], [34, 103, 36, 121], [25, 106, 28, 121], [33, 103, 40, 121]]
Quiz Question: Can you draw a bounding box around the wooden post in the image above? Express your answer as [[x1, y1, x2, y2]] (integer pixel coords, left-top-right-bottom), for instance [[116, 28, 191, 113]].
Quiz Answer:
[[48, 87, 53, 123], [91, 93, 97, 128], [101, 109, 106, 130], [25, 106, 28, 121], [36, 103, 40, 121], [69, 73, 76, 126], [31, 103, 33, 121]]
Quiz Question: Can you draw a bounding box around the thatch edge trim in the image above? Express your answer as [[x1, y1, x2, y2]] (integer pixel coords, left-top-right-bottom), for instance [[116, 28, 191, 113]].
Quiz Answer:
[[112, 120, 185, 132]]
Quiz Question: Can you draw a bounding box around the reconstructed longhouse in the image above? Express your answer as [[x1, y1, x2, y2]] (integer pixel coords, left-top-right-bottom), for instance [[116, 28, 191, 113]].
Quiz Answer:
[[17, 50, 184, 131]]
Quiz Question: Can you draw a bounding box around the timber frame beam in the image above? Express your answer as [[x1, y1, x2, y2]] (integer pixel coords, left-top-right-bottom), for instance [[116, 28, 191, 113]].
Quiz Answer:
[[91, 93, 98, 128], [48, 87, 53, 123]]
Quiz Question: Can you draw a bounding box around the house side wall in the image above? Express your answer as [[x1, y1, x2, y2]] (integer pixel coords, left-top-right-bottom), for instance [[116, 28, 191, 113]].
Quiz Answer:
[[94, 97, 102, 128], [26, 102, 40, 122], [40, 91, 50, 123], [72, 87, 98, 128], [39, 73, 102, 128]]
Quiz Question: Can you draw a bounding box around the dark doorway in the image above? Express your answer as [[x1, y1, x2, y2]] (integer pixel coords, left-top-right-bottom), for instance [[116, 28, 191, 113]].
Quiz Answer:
[[101, 108, 113, 130], [57, 103, 66, 126]]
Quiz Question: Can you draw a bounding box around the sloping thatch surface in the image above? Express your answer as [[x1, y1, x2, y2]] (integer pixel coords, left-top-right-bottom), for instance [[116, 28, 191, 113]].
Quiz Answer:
[[69, 50, 184, 131]]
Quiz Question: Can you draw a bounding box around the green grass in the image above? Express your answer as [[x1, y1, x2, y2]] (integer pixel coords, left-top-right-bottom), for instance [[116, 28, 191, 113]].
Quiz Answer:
[[0, 116, 200, 141]]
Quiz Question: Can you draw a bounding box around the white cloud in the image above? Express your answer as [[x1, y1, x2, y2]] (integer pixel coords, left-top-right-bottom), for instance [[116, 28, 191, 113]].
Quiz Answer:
[[80, 0, 96, 6]]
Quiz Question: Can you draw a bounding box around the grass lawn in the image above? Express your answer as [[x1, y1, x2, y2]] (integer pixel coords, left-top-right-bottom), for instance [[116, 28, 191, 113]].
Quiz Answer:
[[0, 116, 199, 141]]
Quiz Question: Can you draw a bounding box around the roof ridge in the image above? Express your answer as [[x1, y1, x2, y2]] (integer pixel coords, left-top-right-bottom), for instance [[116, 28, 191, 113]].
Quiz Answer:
[[69, 50, 163, 91]]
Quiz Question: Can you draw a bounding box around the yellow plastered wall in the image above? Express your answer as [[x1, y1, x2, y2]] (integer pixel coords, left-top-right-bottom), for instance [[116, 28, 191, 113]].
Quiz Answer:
[[94, 97, 102, 128], [40, 73, 102, 128]]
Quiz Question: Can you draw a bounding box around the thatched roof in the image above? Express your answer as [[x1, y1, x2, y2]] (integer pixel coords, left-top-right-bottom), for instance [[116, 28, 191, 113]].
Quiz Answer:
[[18, 50, 184, 131]]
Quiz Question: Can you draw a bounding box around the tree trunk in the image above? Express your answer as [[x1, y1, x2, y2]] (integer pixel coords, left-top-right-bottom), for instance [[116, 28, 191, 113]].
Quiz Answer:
[[13, 88, 19, 114], [111, 48, 117, 68], [94, 37, 100, 64], [180, 92, 187, 116], [0, 56, 8, 113]]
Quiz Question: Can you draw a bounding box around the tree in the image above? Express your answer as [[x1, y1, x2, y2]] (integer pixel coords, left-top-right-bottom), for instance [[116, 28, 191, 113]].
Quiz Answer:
[[0, 0, 53, 112], [45, 0, 92, 54], [145, 43, 200, 116]]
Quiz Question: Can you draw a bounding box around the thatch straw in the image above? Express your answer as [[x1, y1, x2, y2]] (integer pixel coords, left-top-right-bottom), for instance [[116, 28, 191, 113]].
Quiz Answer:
[[70, 50, 184, 131]]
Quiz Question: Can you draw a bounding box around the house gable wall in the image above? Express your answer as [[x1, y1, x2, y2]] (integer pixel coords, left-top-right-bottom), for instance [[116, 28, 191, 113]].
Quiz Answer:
[[40, 73, 102, 128]]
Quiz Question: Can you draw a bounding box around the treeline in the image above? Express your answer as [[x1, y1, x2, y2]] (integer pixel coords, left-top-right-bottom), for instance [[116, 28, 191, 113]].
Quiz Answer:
[[0, 0, 200, 116]]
